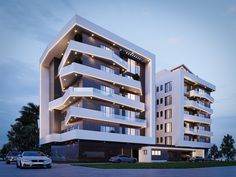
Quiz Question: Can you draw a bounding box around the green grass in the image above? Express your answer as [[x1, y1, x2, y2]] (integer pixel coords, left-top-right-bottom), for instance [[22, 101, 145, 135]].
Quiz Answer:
[[76, 161, 236, 169]]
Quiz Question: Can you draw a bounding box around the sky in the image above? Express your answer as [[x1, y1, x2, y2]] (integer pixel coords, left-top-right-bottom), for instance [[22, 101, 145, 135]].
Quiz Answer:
[[0, 0, 236, 148]]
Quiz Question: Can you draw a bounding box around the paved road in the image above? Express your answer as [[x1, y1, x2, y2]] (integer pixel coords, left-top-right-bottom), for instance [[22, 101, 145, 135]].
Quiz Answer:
[[0, 161, 236, 177]]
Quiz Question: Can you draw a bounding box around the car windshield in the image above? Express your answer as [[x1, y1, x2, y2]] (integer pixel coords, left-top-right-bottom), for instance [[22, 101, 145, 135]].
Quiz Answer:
[[23, 151, 45, 157]]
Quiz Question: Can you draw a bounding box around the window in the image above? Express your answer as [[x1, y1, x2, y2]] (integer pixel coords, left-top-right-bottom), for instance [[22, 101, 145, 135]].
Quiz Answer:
[[126, 128, 140, 136], [127, 93, 140, 101], [100, 126, 115, 133], [152, 150, 161, 156], [165, 109, 172, 119], [101, 106, 114, 116], [160, 137, 163, 143], [157, 86, 159, 92], [160, 124, 163, 130], [157, 137, 159, 143], [160, 98, 163, 104], [160, 111, 163, 117], [157, 125, 159, 130], [128, 59, 140, 75], [160, 85, 163, 91], [165, 81, 172, 93], [100, 65, 114, 73], [165, 122, 172, 133], [157, 99, 159, 105], [165, 136, 172, 145], [165, 95, 172, 106], [100, 85, 114, 95], [143, 150, 147, 155], [157, 112, 159, 118]]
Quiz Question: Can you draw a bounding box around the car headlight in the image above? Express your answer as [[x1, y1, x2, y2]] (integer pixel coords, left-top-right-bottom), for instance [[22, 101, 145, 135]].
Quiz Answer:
[[22, 159, 31, 163], [44, 159, 52, 163]]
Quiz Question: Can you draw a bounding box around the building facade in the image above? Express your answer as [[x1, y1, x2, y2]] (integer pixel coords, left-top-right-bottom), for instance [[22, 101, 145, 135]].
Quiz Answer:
[[40, 15, 156, 162], [139, 65, 215, 162], [40, 15, 215, 162]]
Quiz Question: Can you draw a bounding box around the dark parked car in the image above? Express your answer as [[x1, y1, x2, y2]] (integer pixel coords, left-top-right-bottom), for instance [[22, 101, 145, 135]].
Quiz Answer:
[[189, 156, 204, 162], [109, 155, 137, 163], [6, 151, 20, 164]]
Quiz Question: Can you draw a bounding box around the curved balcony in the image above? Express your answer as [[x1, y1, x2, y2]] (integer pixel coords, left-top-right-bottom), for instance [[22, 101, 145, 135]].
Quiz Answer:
[[58, 40, 128, 72], [181, 140, 212, 148], [184, 100, 213, 114], [184, 113, 212, 125], [184, 127, 213, 137], [189, 90, 214, 103], [65, 106, 146, 128], [59, 62, 141, 94], [49, 87, 145, 111]]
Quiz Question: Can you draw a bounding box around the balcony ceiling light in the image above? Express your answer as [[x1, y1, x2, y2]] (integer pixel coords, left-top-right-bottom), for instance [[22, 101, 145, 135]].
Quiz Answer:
[[61, 53, 64, 56], [75, 73, 78, 76], [74, 51, 77, 55], [113, 63, 116, 66], [63, 78, 66, 81], [113, 43, 116, 46], [91, 33, 94, 37], [74, 29, 78, 33], [67, 61, 70, 64], [121, 86, 124, 89], [113, 82, 115, 85], [67, 41, 70, 44], [91, 55, 94, 58], [73, 97, 76, 99], [90, 97, 93, 99]]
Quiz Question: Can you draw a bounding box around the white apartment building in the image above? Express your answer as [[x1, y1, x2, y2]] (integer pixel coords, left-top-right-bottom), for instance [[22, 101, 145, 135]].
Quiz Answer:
[[139, 65, 215, 162], [39, 15, 156, 161], [39, 15, 215, 162]]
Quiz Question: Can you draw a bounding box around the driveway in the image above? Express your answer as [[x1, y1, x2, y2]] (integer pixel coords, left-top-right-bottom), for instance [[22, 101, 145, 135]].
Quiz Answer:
[[0, 161, 236, 177]]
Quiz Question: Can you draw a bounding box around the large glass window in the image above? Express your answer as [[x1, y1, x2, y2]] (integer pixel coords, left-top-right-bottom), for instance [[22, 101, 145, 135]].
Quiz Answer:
[[127, 93, 140, 101], [165, 136, 172, 145], [165, 122, 172, 133], [100, 85, 114, 95], [128, 59, 140, 75], [165, 81, 172, 93], [100, 65, 114, 73], [165, 109, 172, 119], [165, 95, 172, 106], [100, 106, 114, 116], [100, 126, 115, 133]]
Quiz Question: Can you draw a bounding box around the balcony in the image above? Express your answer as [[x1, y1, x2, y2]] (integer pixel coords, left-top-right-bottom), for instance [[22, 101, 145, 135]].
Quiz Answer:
[[49, 87, 145, 111], [59, 62, 141, 94], [181, 140, 212, 148], [184, 113, 212, 125], [184, 99, 213, 114], [189, 90, 214, 103], [184, 127, 213, 137], [58, 40, 128, 72], [40, 128, 154, 145], [64, 106, 146, 128]]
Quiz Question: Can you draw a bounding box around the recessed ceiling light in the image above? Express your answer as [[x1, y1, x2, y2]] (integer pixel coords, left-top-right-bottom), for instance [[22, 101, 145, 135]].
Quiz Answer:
[[113, 43, 116, 46], [113, 63, 116, 66], [90, 97, 93, 99], [73, 97, 76, 99], [74, 51, 77, 55], [121, 86, 124, 89], [91, 55, 94, 58], [91, 34, 94, 37], [61, 53, 64, 56], [63, 78, 66, 81], [67, 61, 70, 64], [75, 73, 78, 76], [74, 29, 78, 33]]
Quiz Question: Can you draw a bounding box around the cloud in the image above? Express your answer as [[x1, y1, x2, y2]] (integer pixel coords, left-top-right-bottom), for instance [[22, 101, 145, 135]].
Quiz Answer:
[[227, 4, 236, 14]]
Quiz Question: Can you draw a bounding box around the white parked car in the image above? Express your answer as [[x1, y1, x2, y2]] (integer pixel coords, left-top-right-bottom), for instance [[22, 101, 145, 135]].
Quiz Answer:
[[16, 151, 52, 169]]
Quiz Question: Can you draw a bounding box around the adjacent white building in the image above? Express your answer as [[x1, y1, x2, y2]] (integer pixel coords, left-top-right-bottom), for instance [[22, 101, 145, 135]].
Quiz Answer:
[[39, 15, 215, 162], [139, 65, 215, 162]]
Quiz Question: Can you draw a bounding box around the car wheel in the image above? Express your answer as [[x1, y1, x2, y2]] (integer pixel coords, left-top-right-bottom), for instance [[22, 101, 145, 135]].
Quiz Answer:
[[19, 162, 24, 169]]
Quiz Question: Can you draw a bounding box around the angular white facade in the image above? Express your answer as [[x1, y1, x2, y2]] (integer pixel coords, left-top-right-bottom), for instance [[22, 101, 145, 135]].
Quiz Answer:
[[39, 15, 156, 159]]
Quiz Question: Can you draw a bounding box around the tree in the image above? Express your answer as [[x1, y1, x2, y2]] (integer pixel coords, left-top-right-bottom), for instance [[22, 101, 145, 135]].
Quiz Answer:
[[209, 144, 220, 160], [220, 134, 235, 161], [6, 102, 39, 151]]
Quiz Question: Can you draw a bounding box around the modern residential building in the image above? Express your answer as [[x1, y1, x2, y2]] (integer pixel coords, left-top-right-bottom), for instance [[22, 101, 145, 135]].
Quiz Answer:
[[139, 65, 215, 162], [39, 15, 215, 162], [39, 15, 156, 162]]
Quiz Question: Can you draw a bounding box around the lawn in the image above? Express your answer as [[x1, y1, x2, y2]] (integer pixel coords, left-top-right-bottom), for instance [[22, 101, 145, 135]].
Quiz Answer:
[[76, 161, 236, 169]]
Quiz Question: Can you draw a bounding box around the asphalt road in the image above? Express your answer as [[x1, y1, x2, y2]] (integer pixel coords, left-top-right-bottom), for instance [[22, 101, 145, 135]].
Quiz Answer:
[[0, 161, 236, 177]]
